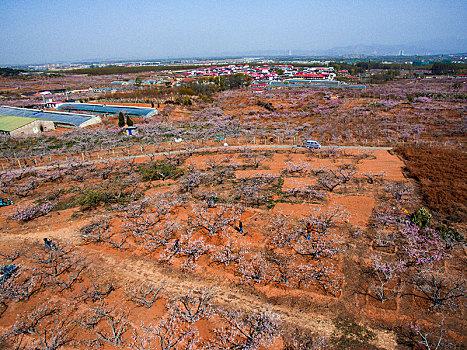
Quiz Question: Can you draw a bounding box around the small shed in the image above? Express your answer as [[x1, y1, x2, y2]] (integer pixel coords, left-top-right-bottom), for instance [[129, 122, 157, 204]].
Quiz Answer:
[[125, 126, 137, 136]]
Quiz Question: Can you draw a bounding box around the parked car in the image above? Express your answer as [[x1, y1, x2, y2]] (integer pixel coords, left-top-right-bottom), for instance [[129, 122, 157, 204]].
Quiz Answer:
[[304, 139, 321, 149]]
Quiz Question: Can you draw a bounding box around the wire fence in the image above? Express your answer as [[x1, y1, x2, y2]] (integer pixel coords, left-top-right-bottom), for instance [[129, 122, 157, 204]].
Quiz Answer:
[[0, 136, 432, 172], [0, 136, 300, 171]]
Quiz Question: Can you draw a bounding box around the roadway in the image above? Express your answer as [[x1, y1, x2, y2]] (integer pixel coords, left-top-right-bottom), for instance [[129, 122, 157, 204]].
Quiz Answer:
[[2, 144, 392, 174]]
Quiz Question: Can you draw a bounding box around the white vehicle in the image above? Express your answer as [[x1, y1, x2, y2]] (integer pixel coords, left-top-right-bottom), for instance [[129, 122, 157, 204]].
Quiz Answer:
[[304, 140, 321, 149]]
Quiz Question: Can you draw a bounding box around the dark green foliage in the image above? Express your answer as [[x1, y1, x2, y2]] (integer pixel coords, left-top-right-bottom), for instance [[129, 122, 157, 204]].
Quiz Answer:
[[118, 112, 125, 127], [126, 116, 133, 127], [77, 189, 106, 209], [216, 73, 251, 90], [431, 62, 467, 75], [63, 64, 206, 75], [437, 224, 464, 246], [77, 184, 139, 210], [331, 318, 377, 349], [256, 100, 276, 112], [0, 264, 18, 284], [179, 87, 196, 96], [138, 160, 184, 181], [135, 76, 143, 86], [274, 68, 284, 75], [174, 95, 192, 105], [367, 69, 400, 84], [53, 199, 77, 211], [181, 80, 218, 97], [411, 207, 432, 228], [355, 61, 410, 70], [0, 68, 25, 77]]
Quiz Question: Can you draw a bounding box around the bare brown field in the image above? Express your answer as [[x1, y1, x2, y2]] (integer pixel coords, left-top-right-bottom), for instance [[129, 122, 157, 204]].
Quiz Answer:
[[395, 145, 467, 224], [0, 145, 465, 349]]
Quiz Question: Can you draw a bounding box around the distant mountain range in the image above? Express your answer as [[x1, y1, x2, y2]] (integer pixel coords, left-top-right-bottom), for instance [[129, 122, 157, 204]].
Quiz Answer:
[[12, 38, 466, 68], [315, 37, 467, 56], [222, 37, 467, 58]]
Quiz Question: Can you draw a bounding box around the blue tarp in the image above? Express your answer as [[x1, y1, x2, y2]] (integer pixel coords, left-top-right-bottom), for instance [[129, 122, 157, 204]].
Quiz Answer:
[[0, 199, 12, 207]]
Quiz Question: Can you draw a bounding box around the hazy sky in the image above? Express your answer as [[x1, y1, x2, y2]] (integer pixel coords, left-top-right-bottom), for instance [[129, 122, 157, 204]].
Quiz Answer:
[[0, 0, 466, 65]]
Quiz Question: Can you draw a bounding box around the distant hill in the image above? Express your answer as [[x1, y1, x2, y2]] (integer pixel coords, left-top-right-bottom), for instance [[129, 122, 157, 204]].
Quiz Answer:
[[218, 37, 467, 58], [314, 37, 467, 57]]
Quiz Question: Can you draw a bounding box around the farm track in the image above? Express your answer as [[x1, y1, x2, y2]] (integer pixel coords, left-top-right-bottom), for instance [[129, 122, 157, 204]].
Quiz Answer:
[[0, 232, 397, 349], [2, 144, 391, 174]]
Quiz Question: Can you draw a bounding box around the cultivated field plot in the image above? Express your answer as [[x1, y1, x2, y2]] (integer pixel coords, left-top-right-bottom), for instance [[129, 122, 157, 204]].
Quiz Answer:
[[0, 146, 465, 349]]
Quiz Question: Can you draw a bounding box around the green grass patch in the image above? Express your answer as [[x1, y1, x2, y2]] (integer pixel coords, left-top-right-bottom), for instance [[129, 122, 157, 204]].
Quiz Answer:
[[331, 318, 376, 349], [138, 160, 185, 181]]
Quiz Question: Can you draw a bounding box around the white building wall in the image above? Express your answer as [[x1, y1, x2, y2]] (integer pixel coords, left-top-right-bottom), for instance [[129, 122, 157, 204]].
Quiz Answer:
[[9, 120, 55, 137]]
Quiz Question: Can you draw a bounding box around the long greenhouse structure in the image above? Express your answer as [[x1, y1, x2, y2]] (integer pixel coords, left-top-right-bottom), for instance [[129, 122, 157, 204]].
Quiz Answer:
[[55, 103, 158, 118], [0, 106, 101, 128]]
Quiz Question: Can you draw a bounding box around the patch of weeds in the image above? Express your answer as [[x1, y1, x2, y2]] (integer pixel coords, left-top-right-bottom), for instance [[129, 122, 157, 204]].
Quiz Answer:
[[76, 182, 141, 210], [45, 187, 76, 203], [71, 211, 82, 219], [240, 164, 256, 170], [273, 198, 301, 204], [272, 177, 284, 192], [266, 198, 276, 210], [53, 198, 77, 211], [256, 100, 275, 111], [138, 160, 184, 181], [437, 224, 463, 246], [331, 318, 376, 349], [261, 150, 274, 158]]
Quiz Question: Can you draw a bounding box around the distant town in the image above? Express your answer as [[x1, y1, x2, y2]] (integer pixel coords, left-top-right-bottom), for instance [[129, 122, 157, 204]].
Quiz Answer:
[[1, 53, 466, 113]]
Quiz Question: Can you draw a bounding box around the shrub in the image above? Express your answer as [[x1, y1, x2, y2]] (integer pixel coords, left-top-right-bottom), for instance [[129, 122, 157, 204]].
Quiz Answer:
[[256, 100, 276, 111], [411, 207, 432, 228], [437, 224, 464, 247], [138, 160, 184, 181], [126, 116, 133, 126], [11, 201, 55, 222], [118, 112, 125, 127], [175, 95, 192, 105], [77, 189, 106, 209], [77, 184, 139, 210]]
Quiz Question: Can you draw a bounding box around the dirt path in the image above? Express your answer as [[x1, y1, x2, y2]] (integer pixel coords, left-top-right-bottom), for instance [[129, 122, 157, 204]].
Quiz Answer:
[[92, 248, 397, 349], [0, 228, 397, 349], [2, 144, 391, 174]]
